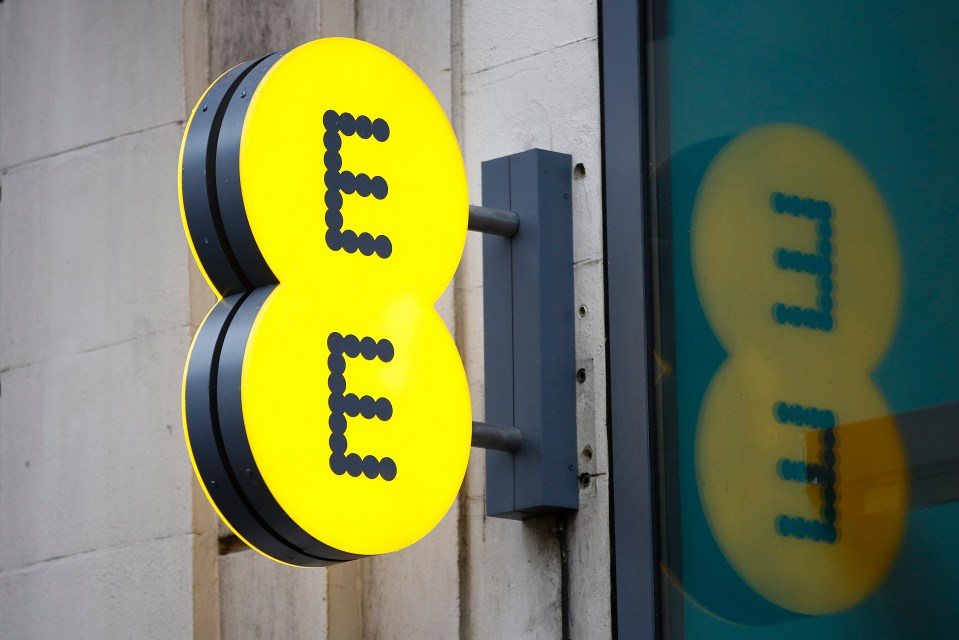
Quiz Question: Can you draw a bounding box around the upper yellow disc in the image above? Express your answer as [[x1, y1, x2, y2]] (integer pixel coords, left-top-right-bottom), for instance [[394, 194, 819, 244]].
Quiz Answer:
[[239, 38, 467, 300], [692, 124, 901, 369]]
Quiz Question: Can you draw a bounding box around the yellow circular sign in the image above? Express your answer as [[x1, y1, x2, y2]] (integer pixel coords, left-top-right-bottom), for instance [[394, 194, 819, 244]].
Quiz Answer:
[[692, 124, 906, 614], [179, 38, 471, 565]]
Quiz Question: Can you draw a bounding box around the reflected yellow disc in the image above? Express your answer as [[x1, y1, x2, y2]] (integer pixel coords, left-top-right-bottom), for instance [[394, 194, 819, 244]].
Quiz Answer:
[[697, 356, 906, 614], [692, 124, 906, 614], [693, 124, 901, 369]]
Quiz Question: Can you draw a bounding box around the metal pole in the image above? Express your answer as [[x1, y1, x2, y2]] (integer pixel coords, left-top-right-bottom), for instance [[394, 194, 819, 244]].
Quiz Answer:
[[468, 205, 520, 238], [471, 421, 524, 452]]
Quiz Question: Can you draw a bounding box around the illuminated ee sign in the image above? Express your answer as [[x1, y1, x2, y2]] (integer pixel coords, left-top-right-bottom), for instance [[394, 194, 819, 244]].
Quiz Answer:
[[178, 38, 472, 566]]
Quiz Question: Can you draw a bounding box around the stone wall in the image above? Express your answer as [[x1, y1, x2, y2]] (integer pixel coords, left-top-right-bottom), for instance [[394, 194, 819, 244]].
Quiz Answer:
[[0, 1, 197, 637]]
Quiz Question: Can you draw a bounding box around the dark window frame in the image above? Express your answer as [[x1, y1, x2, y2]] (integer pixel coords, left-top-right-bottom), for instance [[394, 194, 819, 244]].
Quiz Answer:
[[600, 0, 664, 638]]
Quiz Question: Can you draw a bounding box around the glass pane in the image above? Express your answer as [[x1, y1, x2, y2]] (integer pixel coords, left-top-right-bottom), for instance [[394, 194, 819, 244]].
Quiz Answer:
[[649, 3, 959, 638]]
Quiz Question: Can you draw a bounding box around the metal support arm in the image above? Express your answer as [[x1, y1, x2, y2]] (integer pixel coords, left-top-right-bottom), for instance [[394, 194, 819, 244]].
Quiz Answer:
[[471, 421, 524, 453], [468, 205, 521, 238]]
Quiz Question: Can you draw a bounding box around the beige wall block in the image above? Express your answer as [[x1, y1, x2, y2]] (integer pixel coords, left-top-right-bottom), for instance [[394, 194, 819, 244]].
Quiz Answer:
[[326, 559, 363, 639], [209, 0, 356, 79], [0, 124, 191, 371], [209, 0, 318, 77], [0, 328, 194, 571], [463, 38, 600, 216], [357, 0, 454, 121], [462, 509, 564, 639], [0, 534, 195, 640], [358, 503, 461, 639], [570, 258, 612, 638], [462, 0, 596, 76], [219, 549, 329, 640], [0, 0, 184, 168], [455, 236, 485, 424]]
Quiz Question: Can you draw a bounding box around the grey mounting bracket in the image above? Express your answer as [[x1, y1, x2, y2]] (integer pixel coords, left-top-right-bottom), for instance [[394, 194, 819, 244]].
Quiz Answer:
[[467, 149, 578, 519]]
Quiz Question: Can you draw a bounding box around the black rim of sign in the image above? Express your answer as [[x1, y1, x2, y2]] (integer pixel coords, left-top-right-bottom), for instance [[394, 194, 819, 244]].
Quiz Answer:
[[181, 50, 362, 566], [213, 52, 284, 288], [180, 56, 263, 296]]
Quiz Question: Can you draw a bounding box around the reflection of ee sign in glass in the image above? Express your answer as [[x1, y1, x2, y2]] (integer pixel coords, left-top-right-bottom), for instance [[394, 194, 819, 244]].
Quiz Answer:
[[692, 124, 907, 614], [178, 38, 471, 566]]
